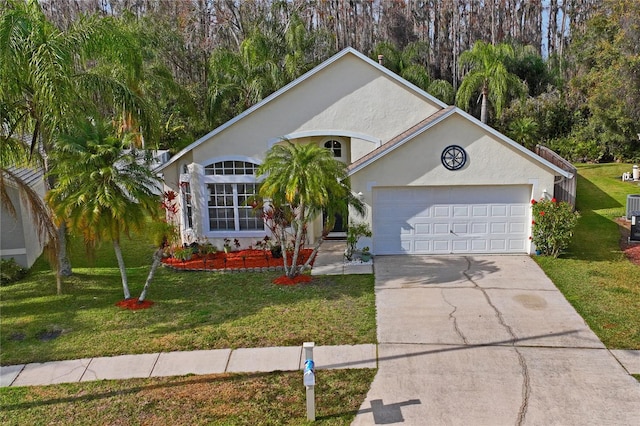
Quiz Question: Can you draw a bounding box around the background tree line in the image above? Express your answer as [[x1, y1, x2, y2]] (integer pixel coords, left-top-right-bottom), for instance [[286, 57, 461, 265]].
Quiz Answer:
[[27, 0, 636, 162]]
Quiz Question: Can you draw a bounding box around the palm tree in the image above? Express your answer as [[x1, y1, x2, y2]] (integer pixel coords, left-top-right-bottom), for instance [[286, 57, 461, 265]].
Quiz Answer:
[[257, 142, 364, 278], [507, 117, 540, 150], [373, 41, 431, 91], [456, 41, 527, 123], [427, 79, 456, 104], [47, 120, 161, 300], [208, 29, 286, 126], [207, 15, 327, 127], [0, 0, 153, 275]]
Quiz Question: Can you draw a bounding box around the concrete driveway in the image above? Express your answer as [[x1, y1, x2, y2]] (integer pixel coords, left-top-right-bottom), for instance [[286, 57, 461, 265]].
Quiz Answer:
[[352, 255, 640, 425]]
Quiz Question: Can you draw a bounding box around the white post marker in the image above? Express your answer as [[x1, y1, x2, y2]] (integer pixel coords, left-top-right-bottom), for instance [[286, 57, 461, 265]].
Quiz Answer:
[[303, 342, 315, 421]]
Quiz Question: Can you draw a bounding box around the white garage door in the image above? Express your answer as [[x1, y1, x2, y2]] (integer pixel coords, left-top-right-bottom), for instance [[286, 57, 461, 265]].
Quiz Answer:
[[373, 186, 531, 254]]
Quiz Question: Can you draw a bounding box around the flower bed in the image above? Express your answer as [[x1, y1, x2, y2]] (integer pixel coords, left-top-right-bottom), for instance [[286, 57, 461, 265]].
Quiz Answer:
[[615, 218, 640, 266], [116, 298, 154, 310], [162, 249, 315, 272]]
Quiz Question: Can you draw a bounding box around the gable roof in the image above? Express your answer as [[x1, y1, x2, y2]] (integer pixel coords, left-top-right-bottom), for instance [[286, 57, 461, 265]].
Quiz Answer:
[[158, 47, 447, 172], [347, 106, 573, 179]]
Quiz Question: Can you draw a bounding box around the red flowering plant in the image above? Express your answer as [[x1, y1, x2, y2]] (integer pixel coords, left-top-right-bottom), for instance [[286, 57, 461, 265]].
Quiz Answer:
[[530, 197, 579, 257]]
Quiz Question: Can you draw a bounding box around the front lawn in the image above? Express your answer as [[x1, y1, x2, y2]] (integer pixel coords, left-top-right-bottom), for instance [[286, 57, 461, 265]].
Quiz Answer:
[[0, 369, 376, 425], [0, 234, 376, 366], [534, 163, 640, 349]]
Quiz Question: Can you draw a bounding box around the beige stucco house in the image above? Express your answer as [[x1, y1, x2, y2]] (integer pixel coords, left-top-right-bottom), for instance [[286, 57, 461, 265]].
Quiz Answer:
[[158, 47, 572, 255]]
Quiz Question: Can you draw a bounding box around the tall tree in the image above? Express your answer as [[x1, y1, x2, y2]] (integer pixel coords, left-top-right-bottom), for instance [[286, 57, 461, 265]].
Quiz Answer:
[[373, 41, 431, 90], [567, 0, 640, 161], [0, 0, 152, 275], [207, 13, 330, 127], [456, 41, 527, 123], [47, 120, 161, 299], [257, 142, 364, 278]]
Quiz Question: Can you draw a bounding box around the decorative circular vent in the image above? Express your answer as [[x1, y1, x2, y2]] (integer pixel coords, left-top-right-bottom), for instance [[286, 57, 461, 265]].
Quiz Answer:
[[441, 145, 467, 171]]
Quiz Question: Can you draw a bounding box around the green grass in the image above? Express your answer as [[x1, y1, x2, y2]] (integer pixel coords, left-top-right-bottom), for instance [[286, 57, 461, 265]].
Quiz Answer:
[[1, 233, 376, 365], [534, 163, 640, 349], [0, 369, 376, 425]]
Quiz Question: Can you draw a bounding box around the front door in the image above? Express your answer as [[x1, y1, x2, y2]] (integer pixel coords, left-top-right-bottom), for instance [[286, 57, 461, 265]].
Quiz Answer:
[[324, 210, 348, 233]]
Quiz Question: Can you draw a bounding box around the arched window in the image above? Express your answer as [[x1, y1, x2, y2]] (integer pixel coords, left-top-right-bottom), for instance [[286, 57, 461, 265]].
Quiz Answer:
[[324, 140, 342, 157], [204, 160, 263, 232]]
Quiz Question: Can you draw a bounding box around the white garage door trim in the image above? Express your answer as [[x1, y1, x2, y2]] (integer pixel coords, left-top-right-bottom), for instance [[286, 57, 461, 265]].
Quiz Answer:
[[373, 185, 531, 255]]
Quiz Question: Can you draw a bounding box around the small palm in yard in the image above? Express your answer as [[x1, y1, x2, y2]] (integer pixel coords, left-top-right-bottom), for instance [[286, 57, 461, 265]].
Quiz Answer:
[[47, 119, 161, 301], [257, 141, 365, 279]]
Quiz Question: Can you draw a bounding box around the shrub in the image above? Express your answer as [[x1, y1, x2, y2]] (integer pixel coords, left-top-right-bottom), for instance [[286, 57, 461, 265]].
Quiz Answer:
[[0, 258, 27, 285], [531, 198, 580, 257], [345, 222, 372, 261]]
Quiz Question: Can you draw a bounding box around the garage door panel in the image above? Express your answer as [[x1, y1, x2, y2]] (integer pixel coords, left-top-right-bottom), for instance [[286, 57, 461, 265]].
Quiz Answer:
[[414, 240, 432, 252], [373, 186, 531, 255], [453, 206, 469, 217], [433, 240, 450, 252], [415, 223, 431, 235], [510, 222, 526, 233], [490, 239, 506, 250], [491, 205, 508, 216], [509, 239, 526, 250], [471, 240, 487, 251], [452, 223, 468, 233], [433, 223, 449, 235], [491, 222, 507, 234], [433, 206, 450, 217], [472, 205, 489, 217], [452, 240, 469, 251], [471, 223, 488, 233], [399, 226, 413, 235], [510, 205, 527, 216]]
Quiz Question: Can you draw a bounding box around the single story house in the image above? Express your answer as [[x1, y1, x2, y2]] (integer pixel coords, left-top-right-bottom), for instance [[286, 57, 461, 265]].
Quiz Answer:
[[0, 166, 47, 267], [158, 47, 573, 255]]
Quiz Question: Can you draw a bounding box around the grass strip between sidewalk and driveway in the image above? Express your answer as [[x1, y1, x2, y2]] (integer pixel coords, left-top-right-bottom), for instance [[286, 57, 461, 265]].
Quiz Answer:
[[534, 163, 640, 349]]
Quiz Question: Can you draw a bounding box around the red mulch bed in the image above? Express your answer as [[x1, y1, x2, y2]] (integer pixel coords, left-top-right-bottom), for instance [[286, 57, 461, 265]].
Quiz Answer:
[[161, 249, 314, 271], [615, 218, 640, 266], [272, 274, 312, 286], [162, 249, 315, 286], [116, 298, 154, 310]]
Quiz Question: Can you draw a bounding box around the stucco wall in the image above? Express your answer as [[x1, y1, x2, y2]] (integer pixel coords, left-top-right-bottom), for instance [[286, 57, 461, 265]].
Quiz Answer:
[[0, 181, 46, 268], [349, 113, 558, 231], [162, 52, 444, 247], [190, 53, 440, 168]]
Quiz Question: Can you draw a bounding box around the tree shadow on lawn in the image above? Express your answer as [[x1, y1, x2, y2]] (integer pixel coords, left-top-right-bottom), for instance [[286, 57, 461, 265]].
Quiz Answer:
[[0, 372, 269, 412], [563, 173, 627, 262], [148, 268, 372, 320], [4, 267, 374, 363]]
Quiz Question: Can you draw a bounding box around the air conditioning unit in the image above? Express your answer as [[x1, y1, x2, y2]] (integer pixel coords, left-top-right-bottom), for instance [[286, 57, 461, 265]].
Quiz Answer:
[[626, 194, 640, 219], [630, 216, 640, 242]]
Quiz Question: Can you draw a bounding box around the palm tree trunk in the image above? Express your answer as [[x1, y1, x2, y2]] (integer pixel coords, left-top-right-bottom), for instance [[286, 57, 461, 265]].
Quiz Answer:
[[55, 271, 62, 295], [57, 222, 72, 276], [288, 203, 305, 278], [113, 240, 131, 299], [138, 248, 162, 302], [301, 236, 325, 271], [480, 86, 489, 124]]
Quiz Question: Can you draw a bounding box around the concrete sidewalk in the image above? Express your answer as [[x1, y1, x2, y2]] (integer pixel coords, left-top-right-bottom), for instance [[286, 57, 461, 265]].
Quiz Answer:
[[1, 344, 377, 387], [311, 240, 373, 275], [2, 342, 637, 388]]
